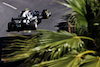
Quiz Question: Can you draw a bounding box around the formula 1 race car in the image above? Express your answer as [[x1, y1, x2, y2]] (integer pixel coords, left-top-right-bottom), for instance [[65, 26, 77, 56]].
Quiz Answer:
[[7, 9, 51, 32]]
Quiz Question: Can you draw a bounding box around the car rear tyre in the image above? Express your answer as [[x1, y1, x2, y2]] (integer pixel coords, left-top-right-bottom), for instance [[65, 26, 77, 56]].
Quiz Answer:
[[8, 22, 15, 31]]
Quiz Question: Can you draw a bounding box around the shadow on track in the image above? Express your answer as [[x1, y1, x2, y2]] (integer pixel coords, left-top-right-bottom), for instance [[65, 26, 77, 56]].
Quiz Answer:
[[55, 22, 68, 32], [55, 14, 72, 32]]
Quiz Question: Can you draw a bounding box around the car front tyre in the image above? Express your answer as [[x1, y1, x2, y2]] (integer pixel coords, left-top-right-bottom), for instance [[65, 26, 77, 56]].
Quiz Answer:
[[42, 9, 50, 19], [30, 21, 37, 30]]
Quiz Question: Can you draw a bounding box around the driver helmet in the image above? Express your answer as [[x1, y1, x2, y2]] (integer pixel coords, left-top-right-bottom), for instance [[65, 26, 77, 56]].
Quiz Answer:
[[25, 8, 29, 10]]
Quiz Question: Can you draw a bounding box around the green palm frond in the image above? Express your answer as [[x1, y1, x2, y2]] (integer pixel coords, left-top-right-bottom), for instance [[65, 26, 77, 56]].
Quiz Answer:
[[59, 0, 100, 47], [3, 32, 41, 62], [32, 50, 96, 67], [3, 30, 86, 65], [80, 55, 100, 67], [2, 29, 97, 67], [59, 0, 88, 28], [34, 30, 86, 61], [59, 0, 100, 34]]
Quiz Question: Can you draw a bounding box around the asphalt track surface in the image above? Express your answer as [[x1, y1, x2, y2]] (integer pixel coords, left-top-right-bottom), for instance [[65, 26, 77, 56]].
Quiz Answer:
[[0, 0, 72, 37]]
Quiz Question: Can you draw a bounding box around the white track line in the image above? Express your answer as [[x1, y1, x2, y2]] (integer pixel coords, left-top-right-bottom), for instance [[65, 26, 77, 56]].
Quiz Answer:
[[2, 2, 17, 10]]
